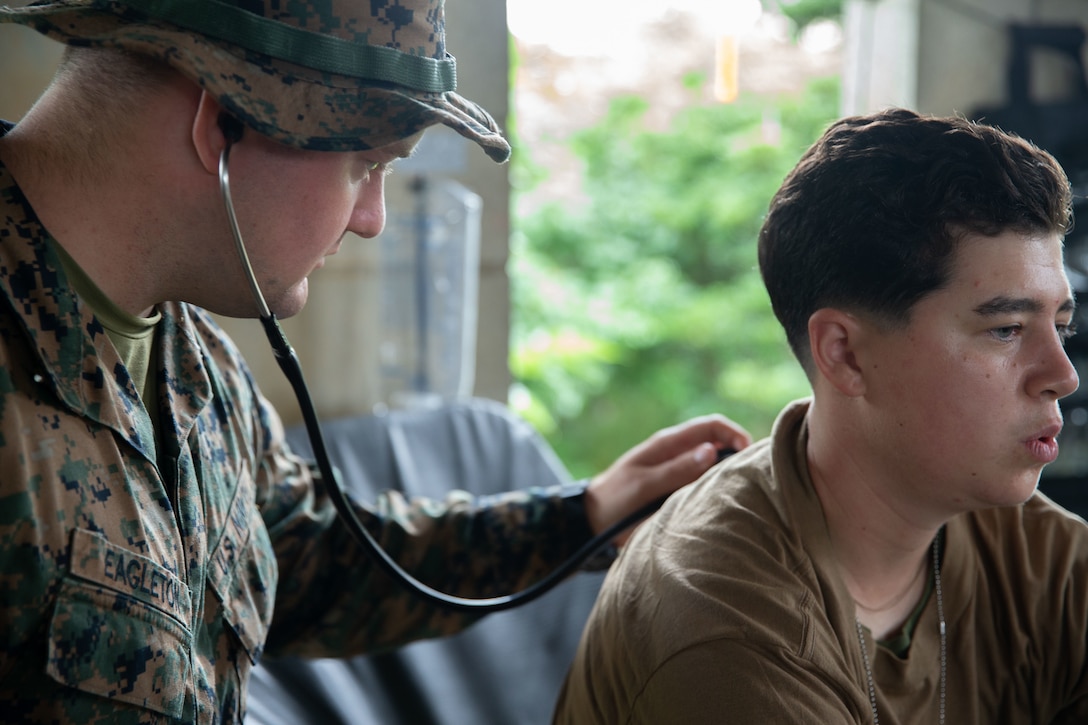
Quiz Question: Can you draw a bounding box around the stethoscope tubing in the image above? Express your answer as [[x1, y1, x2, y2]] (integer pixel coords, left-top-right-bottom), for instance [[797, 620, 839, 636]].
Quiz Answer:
[[217, 138, 668, 612]]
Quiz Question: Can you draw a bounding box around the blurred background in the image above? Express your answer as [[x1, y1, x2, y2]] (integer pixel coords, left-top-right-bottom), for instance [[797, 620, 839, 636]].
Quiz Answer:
[[3, 0, 1088, 489]]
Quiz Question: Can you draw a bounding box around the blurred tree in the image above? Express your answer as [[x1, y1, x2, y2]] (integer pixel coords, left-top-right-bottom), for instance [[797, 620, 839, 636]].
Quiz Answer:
[[769, 0, 846, 34], [510, 76, 840, 478]]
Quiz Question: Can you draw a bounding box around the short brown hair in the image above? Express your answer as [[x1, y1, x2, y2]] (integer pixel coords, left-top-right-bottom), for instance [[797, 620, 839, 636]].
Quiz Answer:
[[758, 108, 1073, 374]]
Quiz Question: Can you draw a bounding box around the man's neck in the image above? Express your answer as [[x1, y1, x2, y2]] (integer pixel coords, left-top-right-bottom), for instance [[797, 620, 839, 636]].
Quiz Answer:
[[805, 404, 942, 639], [0, 120, 162, 317]]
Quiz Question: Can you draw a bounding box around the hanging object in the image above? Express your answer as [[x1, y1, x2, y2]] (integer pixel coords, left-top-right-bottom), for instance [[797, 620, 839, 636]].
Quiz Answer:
[[710, 0, 762, 103], [714, 34, 741, 102], [378, 177, 483, 409]]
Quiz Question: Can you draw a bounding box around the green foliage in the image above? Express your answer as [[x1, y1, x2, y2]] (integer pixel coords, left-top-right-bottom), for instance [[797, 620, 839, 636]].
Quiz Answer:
[[510, 76, 841, 478], [771, 0, 845, 33]]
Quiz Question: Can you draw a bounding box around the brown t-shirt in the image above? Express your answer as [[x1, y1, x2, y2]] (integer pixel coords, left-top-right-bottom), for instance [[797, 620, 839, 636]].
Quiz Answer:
[[555, 400, 1088, 724]]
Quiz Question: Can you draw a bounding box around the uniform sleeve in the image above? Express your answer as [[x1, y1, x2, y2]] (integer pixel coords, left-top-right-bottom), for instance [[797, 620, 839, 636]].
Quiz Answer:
[[251, 395, 596, 658]]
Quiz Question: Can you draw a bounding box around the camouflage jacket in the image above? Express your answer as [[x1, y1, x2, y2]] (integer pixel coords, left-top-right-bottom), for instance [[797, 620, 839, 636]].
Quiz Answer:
[[0, 145, 594, 723]]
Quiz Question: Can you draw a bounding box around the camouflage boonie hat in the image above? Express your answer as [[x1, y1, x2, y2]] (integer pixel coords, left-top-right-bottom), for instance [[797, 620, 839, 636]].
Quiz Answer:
[[0, 0, 511, 162]]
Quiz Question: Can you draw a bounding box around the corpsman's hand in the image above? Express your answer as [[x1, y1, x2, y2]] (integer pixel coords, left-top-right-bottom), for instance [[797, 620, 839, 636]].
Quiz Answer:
[[584, 414, 751, 545]]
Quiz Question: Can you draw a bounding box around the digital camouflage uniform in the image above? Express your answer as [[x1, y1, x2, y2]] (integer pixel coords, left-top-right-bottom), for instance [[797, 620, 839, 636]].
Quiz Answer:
[[0, 144, 594, 722]]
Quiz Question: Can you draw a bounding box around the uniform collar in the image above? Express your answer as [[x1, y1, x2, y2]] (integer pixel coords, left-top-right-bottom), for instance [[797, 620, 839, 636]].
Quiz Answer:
[[0, 149, 212, 462]]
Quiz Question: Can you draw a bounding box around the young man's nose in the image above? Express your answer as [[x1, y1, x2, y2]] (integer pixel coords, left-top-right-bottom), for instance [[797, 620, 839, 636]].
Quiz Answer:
[[1035, 332, 1080, 401], [348, 172, 387, 239]]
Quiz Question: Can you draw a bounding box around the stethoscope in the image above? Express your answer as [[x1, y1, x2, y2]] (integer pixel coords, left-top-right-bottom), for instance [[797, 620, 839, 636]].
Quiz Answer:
[[216, 116, 687, 613]]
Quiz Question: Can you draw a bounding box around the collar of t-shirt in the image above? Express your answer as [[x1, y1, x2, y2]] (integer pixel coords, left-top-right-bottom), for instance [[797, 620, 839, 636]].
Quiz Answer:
[[52, 241, 161, 408]]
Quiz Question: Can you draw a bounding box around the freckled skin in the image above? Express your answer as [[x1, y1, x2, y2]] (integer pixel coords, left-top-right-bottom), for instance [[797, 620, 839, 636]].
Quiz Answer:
[[855, 230, 1077, 514]]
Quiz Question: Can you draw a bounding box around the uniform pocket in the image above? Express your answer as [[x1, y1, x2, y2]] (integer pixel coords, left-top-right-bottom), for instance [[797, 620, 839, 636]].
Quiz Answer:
[[47, 529, 194, 718], [208, 460, 277, 664]]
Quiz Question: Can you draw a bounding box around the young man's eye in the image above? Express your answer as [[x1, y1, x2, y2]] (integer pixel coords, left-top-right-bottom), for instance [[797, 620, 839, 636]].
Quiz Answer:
[[1059, 321, 1078, 344], [990, 325, 1020, 342]]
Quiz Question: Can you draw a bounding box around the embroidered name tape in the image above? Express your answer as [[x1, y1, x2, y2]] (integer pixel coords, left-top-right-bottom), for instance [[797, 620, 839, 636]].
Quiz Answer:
[[68, 528, 192, 623]]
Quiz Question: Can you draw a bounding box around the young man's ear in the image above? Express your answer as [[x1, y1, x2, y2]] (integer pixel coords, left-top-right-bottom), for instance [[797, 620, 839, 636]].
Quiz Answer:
[[808, 308, 867, 397], [191, 91, 230, 174]]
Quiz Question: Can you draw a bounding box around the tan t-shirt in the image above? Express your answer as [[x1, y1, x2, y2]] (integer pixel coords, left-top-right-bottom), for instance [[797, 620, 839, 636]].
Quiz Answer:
[[555, 400, 1088, 724]]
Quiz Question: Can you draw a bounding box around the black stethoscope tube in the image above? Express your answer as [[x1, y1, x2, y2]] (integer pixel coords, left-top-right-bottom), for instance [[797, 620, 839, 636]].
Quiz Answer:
[[218, 136, 671, 612]]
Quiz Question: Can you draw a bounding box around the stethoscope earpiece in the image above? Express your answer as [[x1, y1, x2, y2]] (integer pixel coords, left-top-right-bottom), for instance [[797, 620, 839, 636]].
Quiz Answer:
[[218, 112, 245, 147]]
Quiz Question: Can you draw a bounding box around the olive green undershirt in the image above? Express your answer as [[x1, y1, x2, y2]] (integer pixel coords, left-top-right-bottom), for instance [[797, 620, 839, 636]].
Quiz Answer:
[[875, 528, 944, 658], [877, 568, 934, 657], [53, 242, 161, 413]]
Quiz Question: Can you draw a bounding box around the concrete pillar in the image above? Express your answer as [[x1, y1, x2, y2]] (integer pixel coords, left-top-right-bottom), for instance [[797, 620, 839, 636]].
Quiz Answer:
[[842, 0, 921, 114]]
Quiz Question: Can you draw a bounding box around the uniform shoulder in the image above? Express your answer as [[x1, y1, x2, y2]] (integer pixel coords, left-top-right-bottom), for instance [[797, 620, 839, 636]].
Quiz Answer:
[[599, 441, 825, 659]]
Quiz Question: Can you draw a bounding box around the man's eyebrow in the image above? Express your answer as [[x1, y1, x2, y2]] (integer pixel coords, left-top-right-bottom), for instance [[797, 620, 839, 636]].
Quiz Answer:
[[384, 137, 422, 160], [973, 295, 1076, 316]]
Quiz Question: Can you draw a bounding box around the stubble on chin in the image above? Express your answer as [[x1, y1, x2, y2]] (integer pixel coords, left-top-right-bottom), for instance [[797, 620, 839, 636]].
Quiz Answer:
[[265, 277, 310, 320]]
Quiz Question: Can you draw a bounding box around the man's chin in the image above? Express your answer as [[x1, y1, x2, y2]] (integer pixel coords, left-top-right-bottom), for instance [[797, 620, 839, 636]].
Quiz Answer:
[[979, 471, 1044, 510], [196, 278, 308, 319], [266, 279, 309, 319]]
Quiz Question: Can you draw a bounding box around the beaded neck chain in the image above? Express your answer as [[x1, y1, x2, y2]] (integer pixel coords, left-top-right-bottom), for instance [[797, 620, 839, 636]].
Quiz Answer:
[[854, 537, 946, 725]]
